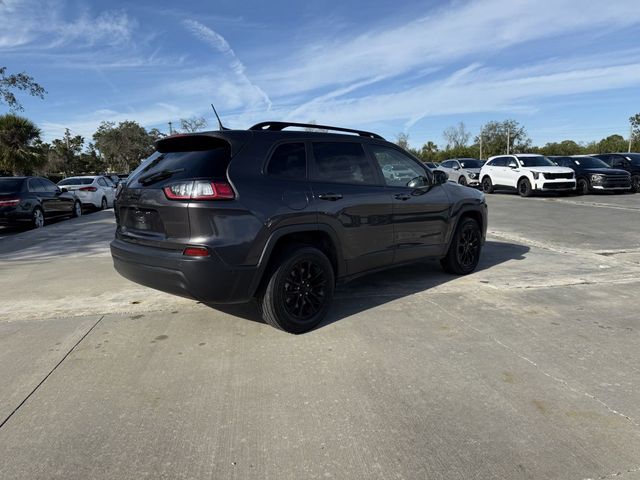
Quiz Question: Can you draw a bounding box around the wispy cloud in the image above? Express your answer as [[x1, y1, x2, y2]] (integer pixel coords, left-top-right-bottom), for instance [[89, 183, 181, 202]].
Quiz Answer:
[[257, 0, 640, 97], [182, 19, 272, 110], [0, 0, 136, 49]]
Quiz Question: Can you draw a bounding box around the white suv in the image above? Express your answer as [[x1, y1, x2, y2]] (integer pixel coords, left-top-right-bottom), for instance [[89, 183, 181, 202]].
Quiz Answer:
[[480, 154, 576, 197], [438, 158, 483, 187]]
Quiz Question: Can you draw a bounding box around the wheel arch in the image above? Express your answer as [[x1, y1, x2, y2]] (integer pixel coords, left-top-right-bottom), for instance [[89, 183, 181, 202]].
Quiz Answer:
[[249, 224, 345, 297]]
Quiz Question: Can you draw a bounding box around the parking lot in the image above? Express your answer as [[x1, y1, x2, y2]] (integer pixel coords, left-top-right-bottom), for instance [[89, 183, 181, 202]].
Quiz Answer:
[[1, 193, 639, 479]]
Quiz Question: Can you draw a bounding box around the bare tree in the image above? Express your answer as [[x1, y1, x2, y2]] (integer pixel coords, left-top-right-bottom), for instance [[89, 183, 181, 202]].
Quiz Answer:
[[395, 132, 410, 149], [179, 116, 208, 133], [442, 122, 471, 150]]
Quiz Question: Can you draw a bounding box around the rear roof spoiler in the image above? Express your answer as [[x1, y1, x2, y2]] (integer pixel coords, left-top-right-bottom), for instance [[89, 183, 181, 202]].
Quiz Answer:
[[250, 121, 384, 140]]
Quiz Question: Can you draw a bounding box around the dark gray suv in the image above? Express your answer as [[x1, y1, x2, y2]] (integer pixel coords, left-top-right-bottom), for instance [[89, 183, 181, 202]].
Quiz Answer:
[[111, 121, 488, 333]]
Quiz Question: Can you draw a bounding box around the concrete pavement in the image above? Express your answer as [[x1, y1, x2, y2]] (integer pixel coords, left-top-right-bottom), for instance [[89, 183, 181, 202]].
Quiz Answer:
[[1, 195, 640, 479]]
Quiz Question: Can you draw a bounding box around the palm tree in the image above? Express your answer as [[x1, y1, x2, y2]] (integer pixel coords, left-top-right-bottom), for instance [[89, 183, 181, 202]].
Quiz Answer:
[[0, 113, 43, 175], [420, 141, 439, 162]]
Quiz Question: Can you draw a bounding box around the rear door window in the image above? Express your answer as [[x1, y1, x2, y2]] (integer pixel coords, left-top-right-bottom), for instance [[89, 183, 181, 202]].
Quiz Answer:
[[310, 142, 377, 185], [266, 143, 306, 179]]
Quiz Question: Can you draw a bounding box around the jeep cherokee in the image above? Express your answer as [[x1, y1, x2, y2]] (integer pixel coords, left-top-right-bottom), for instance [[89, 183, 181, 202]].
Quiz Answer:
[[110, 121, 488, 333]]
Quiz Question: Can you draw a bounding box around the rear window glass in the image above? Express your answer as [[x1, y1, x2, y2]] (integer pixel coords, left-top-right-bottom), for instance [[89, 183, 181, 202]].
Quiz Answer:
[[128, 147, 231, 187], [311, 142, 377, 185], [267, 143, 306, 179], [59, 177, 94, 185], [0, 178, 25, 193]]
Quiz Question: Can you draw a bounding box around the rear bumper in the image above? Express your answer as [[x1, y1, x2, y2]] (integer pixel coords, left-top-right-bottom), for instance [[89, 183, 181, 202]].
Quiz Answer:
[[110, 239, 257, 304], [0, 208, 30, 224]]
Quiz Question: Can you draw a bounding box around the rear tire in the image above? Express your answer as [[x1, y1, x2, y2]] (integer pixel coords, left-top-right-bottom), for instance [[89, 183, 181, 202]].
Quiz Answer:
[[72, 201, 82, 218], [259, 245, 334, 334], [100, 197, 107, 210], [518, 178, 533, 197], [31, 207, 45, 229], [576, 178, 590, 195], [441, 217, 482, 275], [481, 176, 494, 193]]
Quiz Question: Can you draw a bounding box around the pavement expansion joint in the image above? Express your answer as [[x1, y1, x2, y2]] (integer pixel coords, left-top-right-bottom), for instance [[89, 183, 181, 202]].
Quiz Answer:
[[0, 315, 105, 430]]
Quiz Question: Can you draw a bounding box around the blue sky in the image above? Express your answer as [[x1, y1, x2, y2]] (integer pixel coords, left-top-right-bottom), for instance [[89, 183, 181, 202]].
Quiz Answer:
[[2, 0, 640, 148]]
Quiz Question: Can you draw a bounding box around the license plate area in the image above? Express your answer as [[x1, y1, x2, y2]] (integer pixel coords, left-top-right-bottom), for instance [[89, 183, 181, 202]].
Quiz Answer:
[[121, 207, 164, 233]]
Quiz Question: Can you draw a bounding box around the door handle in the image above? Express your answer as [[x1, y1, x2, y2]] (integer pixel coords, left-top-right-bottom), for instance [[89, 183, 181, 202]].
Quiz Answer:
[[394, 193, 412, 201], [317, 193, 343, 201]]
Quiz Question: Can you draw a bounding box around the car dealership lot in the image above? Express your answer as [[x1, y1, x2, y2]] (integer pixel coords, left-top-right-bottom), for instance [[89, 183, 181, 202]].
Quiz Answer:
[[1, 194, 640, 480]]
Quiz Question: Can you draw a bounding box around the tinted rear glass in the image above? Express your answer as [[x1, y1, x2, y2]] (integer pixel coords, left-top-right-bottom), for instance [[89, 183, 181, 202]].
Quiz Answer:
[[128, 147, 231, 187], [0, 178, 25, 193], [311, 142, 377, 185], [59, 177, 94, 185]]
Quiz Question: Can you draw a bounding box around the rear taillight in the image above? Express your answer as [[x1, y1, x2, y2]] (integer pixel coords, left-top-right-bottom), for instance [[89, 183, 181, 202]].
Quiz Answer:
[[183, 246, 210, 257], [79, 186, 97, 192], [0, 198, 19, 207], [163, 181, 235, 200]]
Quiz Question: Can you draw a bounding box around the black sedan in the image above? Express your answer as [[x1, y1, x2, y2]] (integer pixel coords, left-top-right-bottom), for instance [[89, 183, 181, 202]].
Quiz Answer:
[[549, 156, 631, 195], [0, 176, 83, 229]]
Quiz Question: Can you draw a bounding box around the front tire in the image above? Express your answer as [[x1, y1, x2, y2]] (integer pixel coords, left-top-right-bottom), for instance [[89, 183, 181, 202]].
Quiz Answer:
[[576, 178, 590, 195], [481, 176, 494, 193], [31, 207, 45, 229], [458, 176, 467, 186], [259, 246, 335, 334], [441, 217, 482, 275], [631, 174, 640, 193], [518, 178, 533, 197]]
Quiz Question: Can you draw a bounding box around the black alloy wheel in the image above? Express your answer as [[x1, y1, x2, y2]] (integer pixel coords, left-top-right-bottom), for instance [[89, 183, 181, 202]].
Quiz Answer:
[[441, 217, 482, 275], [518, 178, 532, 197], [282, 259, 328, 321], [260, 246, 335, 334], [482, 176, 494, 193]]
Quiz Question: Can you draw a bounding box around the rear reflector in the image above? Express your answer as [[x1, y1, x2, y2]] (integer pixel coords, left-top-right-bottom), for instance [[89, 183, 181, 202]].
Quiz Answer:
[[79, 186, 98, 192], [0, 198, 19, 207], [163, 181, 234, 200], [183, 246, 210, 257]]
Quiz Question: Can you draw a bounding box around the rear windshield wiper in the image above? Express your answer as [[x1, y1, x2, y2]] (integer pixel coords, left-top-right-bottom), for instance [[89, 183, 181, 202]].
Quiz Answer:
[[138, 168, 185, 186]]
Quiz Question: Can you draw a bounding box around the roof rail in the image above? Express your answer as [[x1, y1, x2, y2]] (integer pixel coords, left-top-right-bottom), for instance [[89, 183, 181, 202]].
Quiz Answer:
[[249, 121, 384, 140]]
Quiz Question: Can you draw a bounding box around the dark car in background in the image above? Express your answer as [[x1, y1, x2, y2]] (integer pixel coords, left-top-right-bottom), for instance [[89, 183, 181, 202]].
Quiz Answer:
[[550, 156, 631, 194], [111, 121, 487, 333], [590, 153, 640, 193], [0, 176, 82, 229]]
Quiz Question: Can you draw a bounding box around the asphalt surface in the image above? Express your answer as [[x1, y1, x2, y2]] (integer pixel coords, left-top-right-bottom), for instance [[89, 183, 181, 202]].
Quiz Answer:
[[1, 193, 640, 480]]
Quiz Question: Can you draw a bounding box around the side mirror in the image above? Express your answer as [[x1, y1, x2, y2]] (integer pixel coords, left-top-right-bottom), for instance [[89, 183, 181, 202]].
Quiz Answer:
[[433, 170, 448, 185], [453, 165, 460, 171], [508, 161, 518, 169], [60, 187, 68, 193]]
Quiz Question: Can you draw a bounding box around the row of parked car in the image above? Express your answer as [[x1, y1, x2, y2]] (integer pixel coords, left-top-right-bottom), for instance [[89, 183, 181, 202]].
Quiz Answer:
[[435, 153, 640, 197], [0, 174, 127, 229]]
